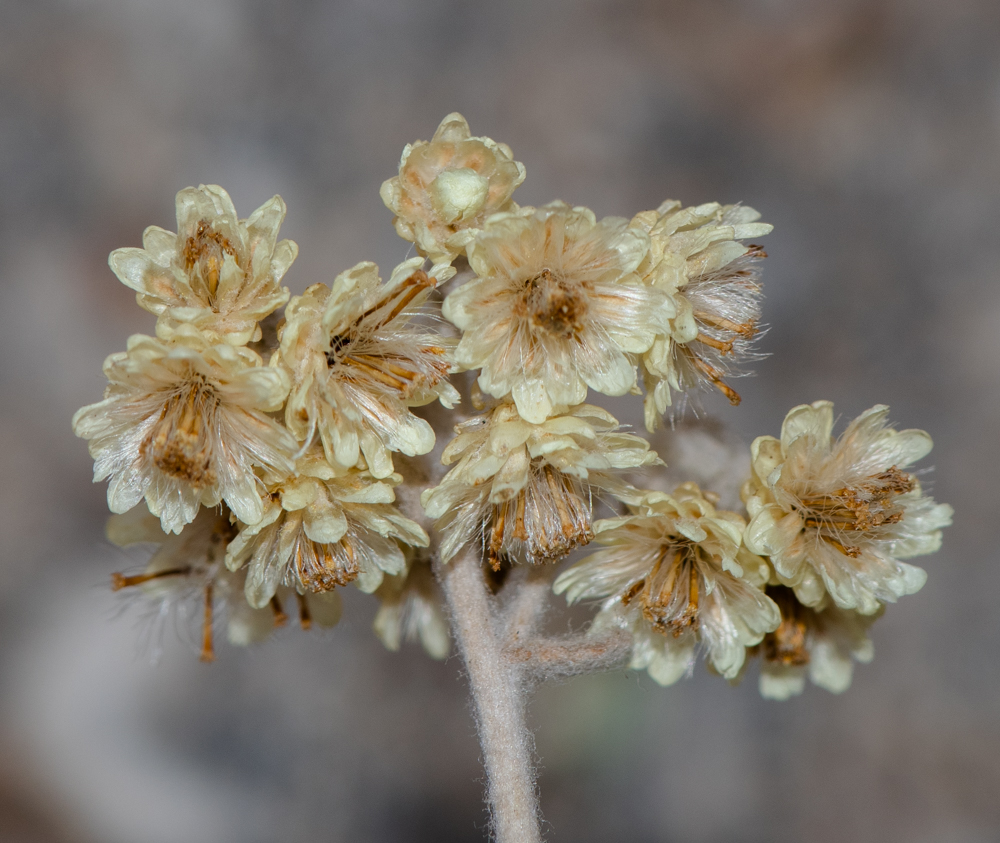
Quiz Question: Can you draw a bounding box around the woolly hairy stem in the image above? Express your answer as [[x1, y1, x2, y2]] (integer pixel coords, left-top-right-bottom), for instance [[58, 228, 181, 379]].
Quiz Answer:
[[506, 629, 632, 683], [436, 548, 543, 843]]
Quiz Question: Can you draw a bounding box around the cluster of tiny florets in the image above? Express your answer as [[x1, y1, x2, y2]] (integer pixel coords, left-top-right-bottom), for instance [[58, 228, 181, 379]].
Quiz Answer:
[[75, 113, 950, 696]]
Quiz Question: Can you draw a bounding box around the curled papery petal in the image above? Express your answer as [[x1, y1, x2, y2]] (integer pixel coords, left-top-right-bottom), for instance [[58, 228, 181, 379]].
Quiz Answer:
[[275, 259, 458, 478], [108, 185, 295, 345], [73, 330, 296, 534], [444, 202, 671, 423], [742, 401, 952, 614], [631, 201, 771, 428], [225, 449, 428, 607], [555, 483, 779, 683], [423, 402, 658, 567], [380, 113, 525, 264]]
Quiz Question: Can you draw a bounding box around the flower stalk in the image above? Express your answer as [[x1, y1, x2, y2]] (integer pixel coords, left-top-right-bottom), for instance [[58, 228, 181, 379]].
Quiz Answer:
[[435, 547, 543, 843]]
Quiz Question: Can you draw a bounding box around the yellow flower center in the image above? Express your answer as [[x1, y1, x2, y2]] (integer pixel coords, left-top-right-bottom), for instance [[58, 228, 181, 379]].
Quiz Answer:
[[521, 269, 587, 339], [796, 467, 915, 556], [183, 219, 240, 304], [140, 380, 218, 488], [324, 269, 449, 398], [293, 534, 360, 591], [622, 542, 702, 637], [488, 464, 593, 568], [760, 585, 810, 666]]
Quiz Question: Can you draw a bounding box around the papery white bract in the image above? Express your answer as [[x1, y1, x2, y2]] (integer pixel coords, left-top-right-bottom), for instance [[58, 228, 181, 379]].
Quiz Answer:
[[276, 259, 459, 478], [380, 113, 526, 265], [73, 329, 296, 534], [423, 402, 658, 567], [555, 483, 779, 683], [109, 185, 296, 345], [743, 401, 953, 614], [632, 201, 771, 429], [444, 202, 672, 423]]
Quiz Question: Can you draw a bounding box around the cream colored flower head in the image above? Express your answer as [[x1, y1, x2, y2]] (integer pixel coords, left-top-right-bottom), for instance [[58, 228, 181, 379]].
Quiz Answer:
[[380, 113, 526, 264], [554, 483, 779, 684], [444, 202, 672, 424], [422, 402, 659, 567], [225, 448, 429, 609], [753, 585, 880, 700], [276, 258, 459, 479], [72, 328, 296, 534], [631, 201, 772, 430], [373, 553, 450, 660], [743, 401, 953, 615], [109, 185, 296, 345]]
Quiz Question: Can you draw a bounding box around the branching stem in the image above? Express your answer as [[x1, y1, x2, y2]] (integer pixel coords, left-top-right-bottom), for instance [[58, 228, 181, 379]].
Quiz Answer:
[[436, 549, 634, 841], [506, 628, 632, 683]]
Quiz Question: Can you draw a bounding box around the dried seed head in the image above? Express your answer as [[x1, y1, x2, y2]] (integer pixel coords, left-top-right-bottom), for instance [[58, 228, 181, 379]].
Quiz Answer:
[[423, 402, 657, 566], [107, 506, 268, 659], [744, 401, 952, 614], [554, 484, 779, 684], [72, 332, 295, 534], [444, 203, 672, 424], [108, 184, 295, 346], [631, 202, 772, 429], [380, 112, 526, 263], [225, 452, 429, 609], [277, 258, 459, 478]]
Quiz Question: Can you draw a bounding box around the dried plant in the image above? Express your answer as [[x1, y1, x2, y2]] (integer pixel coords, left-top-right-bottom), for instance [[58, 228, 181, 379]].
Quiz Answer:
[[74, 113, 952, 843]]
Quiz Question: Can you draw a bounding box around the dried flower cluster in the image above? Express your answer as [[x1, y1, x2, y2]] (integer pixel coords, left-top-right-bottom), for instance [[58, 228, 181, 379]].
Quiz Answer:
[[76, 115, 951, 700], [75, 184, 442, 660]]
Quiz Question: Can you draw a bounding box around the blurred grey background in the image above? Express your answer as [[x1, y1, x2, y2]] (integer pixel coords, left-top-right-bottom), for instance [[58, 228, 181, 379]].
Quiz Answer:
[[1, 0, 997, 841]]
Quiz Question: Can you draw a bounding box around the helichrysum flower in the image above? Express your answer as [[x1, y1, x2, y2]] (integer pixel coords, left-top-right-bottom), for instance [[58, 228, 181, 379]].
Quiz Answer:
[[225, 449, 429, 609], [373, 553, 450, 660], [443, 202, 673, 424], [554, 483, 779, 684], [752, 585, 879, 699], [380, 112, 526, 264], [107, 505, 341, 660], [109, 185, 296, 345], [276, 258, 459, 479], [72, 329, 296, 534], [743, 401, 953, 615], [631, 201, 772, 430], [422, 402, 658, 567]]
